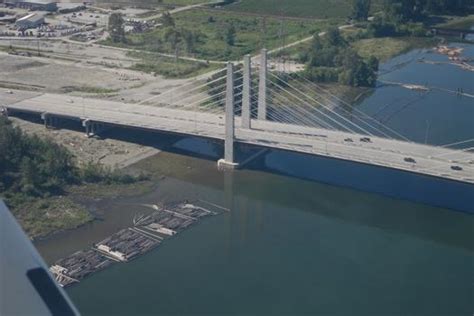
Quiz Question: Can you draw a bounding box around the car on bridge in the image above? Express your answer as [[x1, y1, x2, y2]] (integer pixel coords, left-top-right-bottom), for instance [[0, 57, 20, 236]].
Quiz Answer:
[[404, 157, 416, 163], [451, 165, 463, 171], [344, 138, 354, 143], [360, 137, 372, 143]]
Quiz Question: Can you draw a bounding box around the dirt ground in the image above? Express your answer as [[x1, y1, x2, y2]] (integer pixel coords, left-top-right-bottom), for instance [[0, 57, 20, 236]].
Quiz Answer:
[[9, 116, 161, 168], [0, 39, 194, 103]]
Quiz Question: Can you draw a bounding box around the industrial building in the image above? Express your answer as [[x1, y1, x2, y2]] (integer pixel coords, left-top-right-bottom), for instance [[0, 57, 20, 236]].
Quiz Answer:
[[0, 15, 17, 24], [15, 13, 44, 29], [6, 0, 57, 12], [57, 2, 86, 14]]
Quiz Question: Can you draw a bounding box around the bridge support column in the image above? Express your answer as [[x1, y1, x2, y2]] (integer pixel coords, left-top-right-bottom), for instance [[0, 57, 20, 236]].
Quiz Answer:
[[257, 48, 267, 121], [82, 120, 108, 138], [0, 106, 8, 117], [241, 54, 251, 129], [82, 119, 92, 137], [41, 112, 56, 129], [218, 62, 239, 171]]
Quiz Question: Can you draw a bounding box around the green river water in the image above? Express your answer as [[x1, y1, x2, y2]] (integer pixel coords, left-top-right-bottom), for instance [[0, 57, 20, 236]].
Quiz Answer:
[[34, 42, 474, 315]]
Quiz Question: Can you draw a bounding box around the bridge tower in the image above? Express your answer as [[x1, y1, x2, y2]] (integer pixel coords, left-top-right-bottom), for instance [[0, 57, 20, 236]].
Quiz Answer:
[[257, 49, 267, 121], [218, 62, 240, 170], [241, 54, 252, 129]]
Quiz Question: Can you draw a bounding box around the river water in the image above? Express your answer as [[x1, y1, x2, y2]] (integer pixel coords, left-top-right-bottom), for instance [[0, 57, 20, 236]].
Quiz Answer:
[[35, 42, 474, 315]]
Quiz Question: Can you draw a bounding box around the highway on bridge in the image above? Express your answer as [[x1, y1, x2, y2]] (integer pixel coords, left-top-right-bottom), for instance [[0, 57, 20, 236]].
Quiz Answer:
[[3, 90, 474, 185]]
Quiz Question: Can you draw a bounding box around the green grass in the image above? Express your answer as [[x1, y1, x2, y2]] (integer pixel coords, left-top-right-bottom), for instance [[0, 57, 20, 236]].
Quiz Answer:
[[127, 51, 219, 78], [11, 196, 93, 240], [104, 9, 341, 61], [224, 0, 383, 19], [61, 86, 119, 94], [436, 14, 474, 29], [93, 0, 205, 9], [352, 37, 438, 61]]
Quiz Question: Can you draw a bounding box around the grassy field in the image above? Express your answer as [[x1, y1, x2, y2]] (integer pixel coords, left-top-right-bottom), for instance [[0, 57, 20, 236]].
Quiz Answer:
[[127, 51, 220, 78], [12, 196, 93, 240], [224, 0, 383, 19], [436, 14, 474, 29], [352, 37, 438, 61], [105, 9, 341, 61], [94, 0, 206, 8], [61, 86, 119, 94]]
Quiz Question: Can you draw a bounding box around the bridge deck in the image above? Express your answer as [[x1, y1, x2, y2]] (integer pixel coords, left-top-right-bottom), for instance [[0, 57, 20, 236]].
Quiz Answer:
[[3, 91, 474, 185]]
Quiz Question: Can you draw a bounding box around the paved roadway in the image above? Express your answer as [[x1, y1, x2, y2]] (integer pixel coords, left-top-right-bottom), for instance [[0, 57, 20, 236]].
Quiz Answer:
[[2, 91, 473, 184]]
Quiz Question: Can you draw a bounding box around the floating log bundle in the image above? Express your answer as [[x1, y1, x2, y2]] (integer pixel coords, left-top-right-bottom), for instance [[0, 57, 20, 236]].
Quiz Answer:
[[50, 202, 220, 287]]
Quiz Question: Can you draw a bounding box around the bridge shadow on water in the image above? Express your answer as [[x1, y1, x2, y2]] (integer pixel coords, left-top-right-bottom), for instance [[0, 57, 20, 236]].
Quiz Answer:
[[12, 113, 474, 252]]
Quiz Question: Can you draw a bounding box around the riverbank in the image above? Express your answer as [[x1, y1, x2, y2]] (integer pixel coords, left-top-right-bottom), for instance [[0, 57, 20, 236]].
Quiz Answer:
[[7, 178, 156, 241], [9, 116, 161, 169], [2, 116, 159, 241], [11, 195, 93, 241]]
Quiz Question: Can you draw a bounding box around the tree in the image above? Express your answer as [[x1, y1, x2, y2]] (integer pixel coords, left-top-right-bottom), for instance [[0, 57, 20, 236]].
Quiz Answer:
[[164, 27, 183, 62], [304, 32, 378, 88], [19, 157, 38, 195], [337, 49, 378, 87], [368, 55, 379, 73], [351, 0, 371, 21], [160, 11, 175, 27], [307, 32, 344, 68], [182, 29, 196, 54], [367, 15, 397, 37], [424, 0, 471, 13], [382, 0, 426, 23], [225, 24, 236, 46], [108, 13, 125, 43], [326, 27, 346, 47]]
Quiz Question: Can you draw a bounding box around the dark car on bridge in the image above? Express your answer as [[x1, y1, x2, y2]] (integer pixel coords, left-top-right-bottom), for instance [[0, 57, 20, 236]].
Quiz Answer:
[[451, 165, 463, 171], [404, 157, 416, 163], [360, 137, 372, 143]]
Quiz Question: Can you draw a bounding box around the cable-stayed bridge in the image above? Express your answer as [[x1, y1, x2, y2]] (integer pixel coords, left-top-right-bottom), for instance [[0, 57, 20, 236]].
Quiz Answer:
[[2, 50, 474, 186]]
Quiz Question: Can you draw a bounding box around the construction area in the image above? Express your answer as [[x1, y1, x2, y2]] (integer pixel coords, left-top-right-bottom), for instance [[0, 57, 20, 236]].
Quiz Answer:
[[49, 201, 222, 287]]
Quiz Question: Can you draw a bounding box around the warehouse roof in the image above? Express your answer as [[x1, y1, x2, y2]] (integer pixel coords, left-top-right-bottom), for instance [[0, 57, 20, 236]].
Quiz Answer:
[[16, 13, 44, 23]]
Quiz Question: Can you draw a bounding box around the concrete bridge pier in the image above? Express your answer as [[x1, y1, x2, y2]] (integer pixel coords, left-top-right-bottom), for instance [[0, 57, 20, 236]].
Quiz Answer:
[[82, 119, 106, 138], [257, 49, 267, 121], [218, 62, 240, 171], [241, 54, 252, 129], [0, 106, 8, 117], [41, 112, 58, 129]]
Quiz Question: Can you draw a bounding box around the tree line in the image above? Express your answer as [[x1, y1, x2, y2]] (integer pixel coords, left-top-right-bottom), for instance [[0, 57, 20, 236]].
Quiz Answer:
[[108, 11, 237, 62], [303, 27, 379, 87], [351, 0, 473, 23], [0, 117, 144, 205], [349, 0, 474, 38]]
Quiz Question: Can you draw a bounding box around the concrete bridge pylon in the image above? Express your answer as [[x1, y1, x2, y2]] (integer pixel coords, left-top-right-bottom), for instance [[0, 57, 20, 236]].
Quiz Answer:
[[241, 54, 252, 129], [257, 48, 267, 121], [218, 62, 239, 170]]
